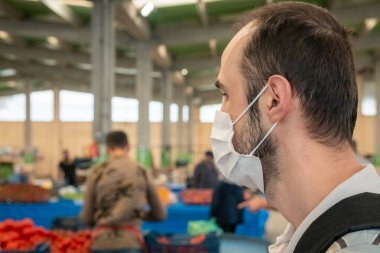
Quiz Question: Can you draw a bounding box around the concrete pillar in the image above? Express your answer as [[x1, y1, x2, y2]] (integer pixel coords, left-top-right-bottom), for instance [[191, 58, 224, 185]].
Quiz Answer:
[[161, 71, 172, 167], [162, 70, 172, 148], [186, 97, 194, 154], [137, 42, 153, 149], [136, 42, 153, 167], [177, 89, 186, 154], [375, 59, 380, 154], [53, 85, 60, 123], [24, 81, 32, 160], [53, 85, 62, 179], [91, 0, 115, 141]]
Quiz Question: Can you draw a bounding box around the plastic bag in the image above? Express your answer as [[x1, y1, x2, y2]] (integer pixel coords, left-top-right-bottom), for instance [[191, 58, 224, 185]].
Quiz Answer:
[[187, 218, 223, 236]]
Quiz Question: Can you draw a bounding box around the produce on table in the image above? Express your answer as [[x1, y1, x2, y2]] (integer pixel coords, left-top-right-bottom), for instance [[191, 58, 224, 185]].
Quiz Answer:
[[50, 230, 91, 253], [0, 219, 92, 253], [0, 184, 51, 203], [156, 185, 174, 205], [180, 189, 213, 205]]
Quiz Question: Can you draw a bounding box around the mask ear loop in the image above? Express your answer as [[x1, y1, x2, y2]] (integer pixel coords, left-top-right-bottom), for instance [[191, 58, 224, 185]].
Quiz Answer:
[[232, 83, 270, 125], [250, 122, 278, 156]]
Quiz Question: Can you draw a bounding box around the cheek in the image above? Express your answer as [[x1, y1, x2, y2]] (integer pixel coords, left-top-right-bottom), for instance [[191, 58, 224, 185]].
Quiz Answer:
[[223, 100, 248, 122], [221, 102, 238, 120]]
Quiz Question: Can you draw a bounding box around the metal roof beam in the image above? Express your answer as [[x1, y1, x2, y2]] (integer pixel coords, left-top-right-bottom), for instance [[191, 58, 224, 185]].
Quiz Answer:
[[108, 0, 174, 68], [0, 18, 173, 68], [0, 1, 24, 20], [0, 59, 166, 91], [0, 18, 131, 46], [40, 0, 81, 26], [155, 22, 232, 46], [115, 0, 150, 40], [0, 63, 164, 100], [188, 73, 217, 87], [0, 59, 135, 85], [153, 44, 172, 68], [174, 57, 220, 72], [0, 43, 135, 68], [0, 75, 19, 83], [197, 0, 208, 28]]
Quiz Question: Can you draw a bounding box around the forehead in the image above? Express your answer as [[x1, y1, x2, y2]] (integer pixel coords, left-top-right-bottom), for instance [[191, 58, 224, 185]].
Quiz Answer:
[[221, 23, 255, 65]]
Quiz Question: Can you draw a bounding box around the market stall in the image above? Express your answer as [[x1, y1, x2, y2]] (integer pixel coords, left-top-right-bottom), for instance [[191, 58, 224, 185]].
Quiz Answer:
[[0, 199, 269, 238]]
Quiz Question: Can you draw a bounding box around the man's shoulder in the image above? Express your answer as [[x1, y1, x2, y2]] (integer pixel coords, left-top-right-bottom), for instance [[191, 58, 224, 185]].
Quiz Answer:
[[107, 158, 148, 177], [89, 161, 109, 175], [89, 158, 148, 180]]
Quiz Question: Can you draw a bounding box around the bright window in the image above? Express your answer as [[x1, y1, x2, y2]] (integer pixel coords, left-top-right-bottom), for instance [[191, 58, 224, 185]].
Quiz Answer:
[[149, 101, 163, 122], [59, 90, 94, 122], [31, 90, 54, 122], [200, 104, 222, 123], [112, 97, 138, 122], [361, 81, 377, 116], [170, 103, 178, 123], [183, 105, 189, 122], [0, 94, 25, 121]]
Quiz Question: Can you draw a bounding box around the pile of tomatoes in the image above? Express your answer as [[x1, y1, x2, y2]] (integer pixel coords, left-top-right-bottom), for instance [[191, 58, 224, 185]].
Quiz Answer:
[[0, 219, 92, 253], [180, 189, 213, 205], [50, 230, 91, 253]]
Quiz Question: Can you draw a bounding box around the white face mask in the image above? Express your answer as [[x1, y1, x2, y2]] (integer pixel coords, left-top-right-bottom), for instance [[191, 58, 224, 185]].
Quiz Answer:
[[210, 83, 278, 193]]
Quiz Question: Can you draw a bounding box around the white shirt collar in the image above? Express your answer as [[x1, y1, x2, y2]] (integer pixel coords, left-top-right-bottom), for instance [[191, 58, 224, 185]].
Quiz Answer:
[[269, 164, 380, 253]]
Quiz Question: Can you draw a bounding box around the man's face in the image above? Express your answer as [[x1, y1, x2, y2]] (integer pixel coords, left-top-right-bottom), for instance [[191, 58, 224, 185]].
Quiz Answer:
[[216, 24, 279, 196], [217, 24, 260, 154]]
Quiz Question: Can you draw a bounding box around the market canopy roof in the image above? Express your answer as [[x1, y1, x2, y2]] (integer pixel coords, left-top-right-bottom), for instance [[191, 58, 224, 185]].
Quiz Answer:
[[0, 0, 379, 104]]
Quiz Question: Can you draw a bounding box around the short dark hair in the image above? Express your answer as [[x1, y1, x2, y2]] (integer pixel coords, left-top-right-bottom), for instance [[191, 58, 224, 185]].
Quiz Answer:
[[236, 2, 357, 146], [106, 131, 128, 149]]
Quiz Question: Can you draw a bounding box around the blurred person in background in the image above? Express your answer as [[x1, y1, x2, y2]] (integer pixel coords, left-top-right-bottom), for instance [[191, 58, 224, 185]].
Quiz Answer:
[[192, 151, 219, 189], [210, 180, 244, 233], [81, 130, 166, 253], [58, 150, 77, 187], [238, 194, 271, 212]]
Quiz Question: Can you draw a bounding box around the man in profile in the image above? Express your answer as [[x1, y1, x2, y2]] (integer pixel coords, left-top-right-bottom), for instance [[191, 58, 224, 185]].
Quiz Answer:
[[82, 130, 166, 252], [211, 2, 380, 252]]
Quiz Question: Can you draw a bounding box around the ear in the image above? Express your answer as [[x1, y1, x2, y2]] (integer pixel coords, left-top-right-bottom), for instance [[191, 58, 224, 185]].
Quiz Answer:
[[125, 145, 131, 153], [264, 75, 292, 123]]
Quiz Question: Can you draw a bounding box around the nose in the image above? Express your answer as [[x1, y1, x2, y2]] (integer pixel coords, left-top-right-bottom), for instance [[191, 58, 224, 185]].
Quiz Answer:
[[220, 103, 226, 112]]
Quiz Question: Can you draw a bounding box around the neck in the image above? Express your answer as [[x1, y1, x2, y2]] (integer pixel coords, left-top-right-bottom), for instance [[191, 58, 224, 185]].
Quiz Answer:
[[109, 149, 127, 159], [269, 137, 363, 228]]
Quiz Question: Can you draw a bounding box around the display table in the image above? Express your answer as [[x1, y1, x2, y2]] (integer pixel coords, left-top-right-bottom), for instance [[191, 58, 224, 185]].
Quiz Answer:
[[0, 199, 82, 228], [0, 200, 269, 238]]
